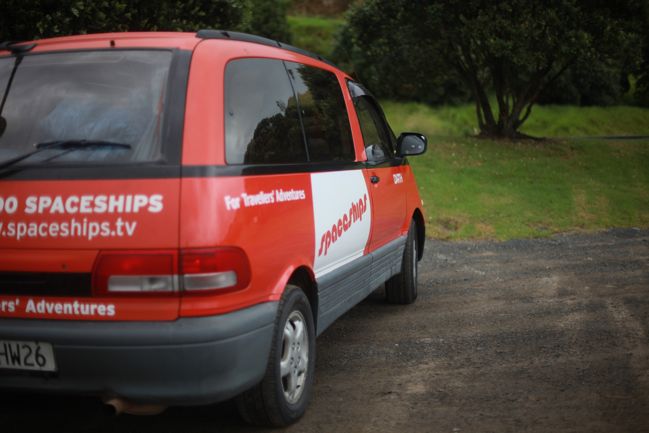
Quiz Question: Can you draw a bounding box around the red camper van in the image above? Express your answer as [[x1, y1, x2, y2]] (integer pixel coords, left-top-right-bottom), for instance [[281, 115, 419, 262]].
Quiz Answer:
[[0, 31, 427, 426]]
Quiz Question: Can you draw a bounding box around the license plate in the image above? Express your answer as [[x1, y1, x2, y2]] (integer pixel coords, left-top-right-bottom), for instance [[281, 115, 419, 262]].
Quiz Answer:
[[0, 340, 57, 372]]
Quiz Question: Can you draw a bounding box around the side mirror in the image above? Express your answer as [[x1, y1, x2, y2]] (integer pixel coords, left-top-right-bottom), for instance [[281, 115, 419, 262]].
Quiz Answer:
[[396, 133, 427, 157]]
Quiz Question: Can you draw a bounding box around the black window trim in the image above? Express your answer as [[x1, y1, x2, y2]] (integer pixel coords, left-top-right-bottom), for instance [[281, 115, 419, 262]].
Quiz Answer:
[[183, 160, 366, 177], [285, 60, 356, 164], [283, 62, 311, 161]]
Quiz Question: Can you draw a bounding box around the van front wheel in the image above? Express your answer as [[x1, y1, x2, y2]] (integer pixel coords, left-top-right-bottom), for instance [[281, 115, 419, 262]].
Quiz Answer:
[[236, 285, 315, 427]]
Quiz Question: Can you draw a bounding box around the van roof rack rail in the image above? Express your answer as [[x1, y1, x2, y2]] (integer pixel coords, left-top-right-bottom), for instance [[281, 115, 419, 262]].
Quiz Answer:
[[0, 41, 37, 54], [195, 29, 337, 69]]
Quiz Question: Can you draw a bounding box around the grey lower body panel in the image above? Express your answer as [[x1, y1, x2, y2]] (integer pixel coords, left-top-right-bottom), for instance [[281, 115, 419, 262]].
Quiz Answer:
[[0, 302, 278, 405], [316, 236, 406, 335]]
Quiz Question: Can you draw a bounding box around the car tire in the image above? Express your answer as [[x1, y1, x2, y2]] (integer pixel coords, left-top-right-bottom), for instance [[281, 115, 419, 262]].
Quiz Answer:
[[385, 220, 418, 304], [236, 285, 315, 427]]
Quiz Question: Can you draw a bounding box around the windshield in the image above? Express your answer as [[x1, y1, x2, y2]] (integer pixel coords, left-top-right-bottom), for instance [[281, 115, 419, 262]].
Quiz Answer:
[[0, 50, 172, 166]]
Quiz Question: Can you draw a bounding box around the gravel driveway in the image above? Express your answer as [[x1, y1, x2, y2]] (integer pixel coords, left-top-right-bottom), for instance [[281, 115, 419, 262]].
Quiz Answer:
[[2, 228, 648, 433]]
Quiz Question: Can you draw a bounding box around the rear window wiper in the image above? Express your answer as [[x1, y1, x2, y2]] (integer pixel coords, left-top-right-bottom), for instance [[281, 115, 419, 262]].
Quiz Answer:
[[0, 42, 37, 137], [0, 139, 132, 171]]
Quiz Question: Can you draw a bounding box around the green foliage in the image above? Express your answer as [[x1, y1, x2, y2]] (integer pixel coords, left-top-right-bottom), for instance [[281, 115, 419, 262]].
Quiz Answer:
[[0, 0, 246, 40], [0, 0, 293, 43], [241, 0, 292, 42], [634, 2, 649, 106], [333, 1, 469, 105], [289, 0, 353, 17], [288, 15, 344, 58], [541, 1, 648, 106], [337, 0, 645, 138], [537, 62, 630, 106]]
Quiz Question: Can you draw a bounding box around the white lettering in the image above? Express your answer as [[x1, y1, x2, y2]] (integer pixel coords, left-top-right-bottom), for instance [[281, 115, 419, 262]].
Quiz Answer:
[[108, 195, 125, 213], [124, 221, 137, 236], [24, 196, 37, 214], [18, 298, 116, 317], [11, 195, 165, 215], [65, 196, 79, 213], [241, 191, 275, 207], [25, 299, 36, 313], [79, 195, 94, 213], [37, 196, 52, 214], [224, 195, 241, 210], [132, 194, 148, 213], [148, 194, 163, 213], [94, 195, 107, 213], [275, 189, 306, 202], [0, 196, 19, 214]]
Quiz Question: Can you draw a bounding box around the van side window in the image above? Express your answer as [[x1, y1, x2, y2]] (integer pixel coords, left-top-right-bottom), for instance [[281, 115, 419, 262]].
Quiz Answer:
[[225, 58, 306, 164], [347, 82, 394, 161], [286, 63, 355, 162]]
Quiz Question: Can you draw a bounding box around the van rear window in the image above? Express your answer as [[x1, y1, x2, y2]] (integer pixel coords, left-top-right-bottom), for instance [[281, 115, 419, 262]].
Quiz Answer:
[[0, 50, 173, 166]]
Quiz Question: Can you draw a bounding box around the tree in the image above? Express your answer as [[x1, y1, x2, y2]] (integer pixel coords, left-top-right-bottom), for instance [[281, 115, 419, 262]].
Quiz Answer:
[[333, 1, 469, 105], [241, 0, 292, 42], [290, 0, 353, 16], [0, 0, 291, 43], [337, 0, 644, 139], [634, 1, 649, 106], [537, 61, 632, 106], [0, 0, 246, 41]]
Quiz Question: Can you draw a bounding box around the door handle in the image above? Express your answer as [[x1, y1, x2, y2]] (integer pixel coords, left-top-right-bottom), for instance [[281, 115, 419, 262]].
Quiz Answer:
[[370, 175, 380, 184]]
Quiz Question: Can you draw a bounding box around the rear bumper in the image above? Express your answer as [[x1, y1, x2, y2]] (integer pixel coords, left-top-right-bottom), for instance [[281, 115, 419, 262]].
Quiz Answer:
[[0, 302, 278, 405]]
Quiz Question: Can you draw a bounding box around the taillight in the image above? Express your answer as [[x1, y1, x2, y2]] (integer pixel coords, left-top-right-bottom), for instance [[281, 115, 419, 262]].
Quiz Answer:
[[92, 248, 250, 296], [180, 248, 251, 293], [92, 250, 178, 296]]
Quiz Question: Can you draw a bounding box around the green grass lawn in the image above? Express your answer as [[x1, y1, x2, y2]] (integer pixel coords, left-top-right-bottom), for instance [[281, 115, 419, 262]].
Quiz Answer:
[[382, 103, 649, 240]]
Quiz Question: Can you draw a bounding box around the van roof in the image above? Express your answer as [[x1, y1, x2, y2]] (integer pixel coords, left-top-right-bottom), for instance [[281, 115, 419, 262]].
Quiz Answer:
[[5, 32, 200, 52], [3, 30, 337, 68]]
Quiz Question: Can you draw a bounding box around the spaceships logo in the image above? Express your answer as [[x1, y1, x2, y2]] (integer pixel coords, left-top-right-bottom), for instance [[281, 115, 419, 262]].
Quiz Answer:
[[317, 194, 368, 257]]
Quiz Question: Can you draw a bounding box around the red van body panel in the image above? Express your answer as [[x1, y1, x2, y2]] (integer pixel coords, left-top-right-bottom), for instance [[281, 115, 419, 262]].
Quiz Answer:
[[178, 174, 316, 317], [0, 179, 182, 321], [0, 179, 179, 250]]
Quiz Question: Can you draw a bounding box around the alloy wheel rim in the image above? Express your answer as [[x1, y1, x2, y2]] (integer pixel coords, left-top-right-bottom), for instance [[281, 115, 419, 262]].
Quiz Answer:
[[280, 310, 309, 404]]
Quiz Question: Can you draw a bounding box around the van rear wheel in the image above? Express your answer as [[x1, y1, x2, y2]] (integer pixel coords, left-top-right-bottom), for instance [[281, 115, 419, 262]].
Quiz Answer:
[[385, 220, 418, 304], [236, 285, 315, 427]]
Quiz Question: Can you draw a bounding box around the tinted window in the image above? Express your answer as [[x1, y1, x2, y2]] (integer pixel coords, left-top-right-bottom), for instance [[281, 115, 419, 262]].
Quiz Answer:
[[225, 58, 306, 164], [0, 50, 172, 165], [348, 82, 394, 161], [287, 63, 354, 162]]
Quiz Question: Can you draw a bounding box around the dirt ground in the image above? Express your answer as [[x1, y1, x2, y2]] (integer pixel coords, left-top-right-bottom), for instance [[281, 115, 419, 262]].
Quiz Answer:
[[2, 228, 648, 433]]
